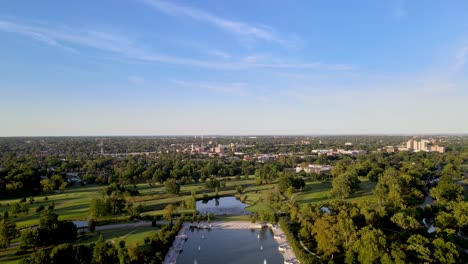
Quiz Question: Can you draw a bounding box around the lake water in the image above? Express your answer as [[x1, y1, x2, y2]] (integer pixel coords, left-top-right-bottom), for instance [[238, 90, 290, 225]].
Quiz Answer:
[[196, 196, 249, 215], [177, 228, 284, 264]]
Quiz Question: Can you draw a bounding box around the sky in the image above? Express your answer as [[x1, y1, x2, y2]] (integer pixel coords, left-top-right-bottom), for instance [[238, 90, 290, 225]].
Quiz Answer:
[[0, 0, 467, 136]]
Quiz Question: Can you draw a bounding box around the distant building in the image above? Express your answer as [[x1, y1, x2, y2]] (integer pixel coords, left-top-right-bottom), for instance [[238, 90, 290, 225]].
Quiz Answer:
[[405, 139, 445, 153], [429, 145, 445, 153], [378, 146, 396, 153], [296, 164, 332, 174], [66, 173, 82, 183]]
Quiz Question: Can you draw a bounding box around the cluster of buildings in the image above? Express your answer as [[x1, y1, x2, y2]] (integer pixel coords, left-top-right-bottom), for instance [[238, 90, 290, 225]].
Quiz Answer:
[[295, 164, 332, 174], [378, 139, 446, 154], [311, 149, 366, 156], [405, 139, 445, 153]]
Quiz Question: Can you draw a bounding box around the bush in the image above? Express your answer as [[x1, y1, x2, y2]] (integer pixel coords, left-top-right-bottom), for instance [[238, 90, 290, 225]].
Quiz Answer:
[[36, 205, 45, 213]]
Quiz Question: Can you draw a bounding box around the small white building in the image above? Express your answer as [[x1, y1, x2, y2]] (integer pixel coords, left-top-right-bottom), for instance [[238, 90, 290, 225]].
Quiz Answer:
[[296, 164, 332, 174]]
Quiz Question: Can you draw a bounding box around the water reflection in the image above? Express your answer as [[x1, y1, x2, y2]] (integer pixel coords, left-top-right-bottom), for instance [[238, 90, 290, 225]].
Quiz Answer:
[[196, 196, 249, 215]]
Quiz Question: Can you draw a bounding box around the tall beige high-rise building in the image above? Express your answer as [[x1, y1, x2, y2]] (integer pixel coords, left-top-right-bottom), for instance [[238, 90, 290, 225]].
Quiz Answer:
[[405, 139, 445, 153], [420, 139, 430, 151], [407, 140, 415, 150]]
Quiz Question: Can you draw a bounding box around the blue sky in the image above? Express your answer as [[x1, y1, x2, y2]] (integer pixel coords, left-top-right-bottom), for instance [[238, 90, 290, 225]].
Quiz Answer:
[[0, 0, 467, 136]]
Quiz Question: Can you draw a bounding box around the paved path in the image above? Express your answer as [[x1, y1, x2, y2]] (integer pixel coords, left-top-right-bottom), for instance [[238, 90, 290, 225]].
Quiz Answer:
[[272, 223, 300, 264], [162, 223, 190, 264], [417, 194, 434, 208], [298, 233, 321, 259]]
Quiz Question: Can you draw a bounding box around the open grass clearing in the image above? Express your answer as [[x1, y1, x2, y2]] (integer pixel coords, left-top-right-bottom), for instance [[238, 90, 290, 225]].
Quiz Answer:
[[77, 226, 157, 246]]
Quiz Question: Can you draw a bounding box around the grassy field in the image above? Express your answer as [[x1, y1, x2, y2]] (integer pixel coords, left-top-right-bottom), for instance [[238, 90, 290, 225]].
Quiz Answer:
[[295, 177, 376, 206], [0, 185, 103, 228], [0, 176, 272, 228], [0, 246, 22, 264], [77, 226, 157, 246]]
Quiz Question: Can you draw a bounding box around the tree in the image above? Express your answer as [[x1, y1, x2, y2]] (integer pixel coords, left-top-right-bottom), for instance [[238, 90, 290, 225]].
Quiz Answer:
[[163, 204, 175, 224], [374, 168, 403, 207], [19, 228, 40, 250], [118, 246, 131, 264], [336, 212, 357, 250], [406, 234, 432, 263], [109, 190, 126, 214], [330, 172, 360, 199], [10, 202, 21, 216], [432, 238, 459, 264], [40, 179, 55, 193], [429, 175, 463, 204], [0, 219, 17, 248], [373, 168, 424, 207], [89, 198, 111, 218], [254, 164, 278, 185], [39, 210, 59, 239], [92, 236, 119, 264], [57, 221, 77, 243], [312, 214, 340, 257], [50, 243, 75, 264], [127, 203, 144, 219], [277, 172, 305, 194], [348, 227, 388, 264], [236, 185, 243, 195], [73, 244, 93, 264], [448, 201, 468, 234], [20, 202, 30, 215], [390, 212, 422, 231], [164, 179, 180, 195], [20, 249, 50, 264], [88, 218, 97, 232]]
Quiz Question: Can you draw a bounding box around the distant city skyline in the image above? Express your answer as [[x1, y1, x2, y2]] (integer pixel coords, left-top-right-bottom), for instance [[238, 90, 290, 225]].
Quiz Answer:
[[1, 1, 468, 136]]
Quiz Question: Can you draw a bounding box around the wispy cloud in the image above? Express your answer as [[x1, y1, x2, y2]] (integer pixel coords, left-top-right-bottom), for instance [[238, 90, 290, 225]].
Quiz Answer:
[[0, 19, 350, 71], [172, 79, 251, 97], [393, 0, 407, 21], [0, 20, 76, 52], [454, 46, 468, 71], [210, 50, 232, 60], [141, 0, 297, 48], [128, 75, 145, 85]]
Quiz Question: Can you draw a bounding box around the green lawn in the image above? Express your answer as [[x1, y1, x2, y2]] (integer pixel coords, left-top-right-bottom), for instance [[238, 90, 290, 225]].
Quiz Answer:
[[0, 247, 23, 264], [295, 177, 377, 206], [295, 181, 331, 205], [0, 185, 103, 228], [0, 176, 265, 228], [77, 226, 157, 246]]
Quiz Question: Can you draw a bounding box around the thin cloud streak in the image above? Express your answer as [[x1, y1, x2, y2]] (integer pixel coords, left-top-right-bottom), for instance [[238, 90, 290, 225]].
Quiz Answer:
[[0, 20, 77, 52], [0, 19, 351, 71], [454, 46, 468, 71], [141, 0, 296, 47]]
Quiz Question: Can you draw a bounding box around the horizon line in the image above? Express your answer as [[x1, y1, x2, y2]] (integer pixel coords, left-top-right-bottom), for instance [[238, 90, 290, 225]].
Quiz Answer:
[[1, 132, 467, 138]]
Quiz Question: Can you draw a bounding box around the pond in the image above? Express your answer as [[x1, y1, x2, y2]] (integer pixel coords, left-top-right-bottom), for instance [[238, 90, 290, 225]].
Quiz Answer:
[[196, 196, 249, 215], [177, 228, 284, 264]]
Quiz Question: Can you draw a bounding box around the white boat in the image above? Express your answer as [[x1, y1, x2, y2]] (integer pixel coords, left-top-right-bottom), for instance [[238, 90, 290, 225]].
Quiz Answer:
[[274, 234, 284, 240]]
